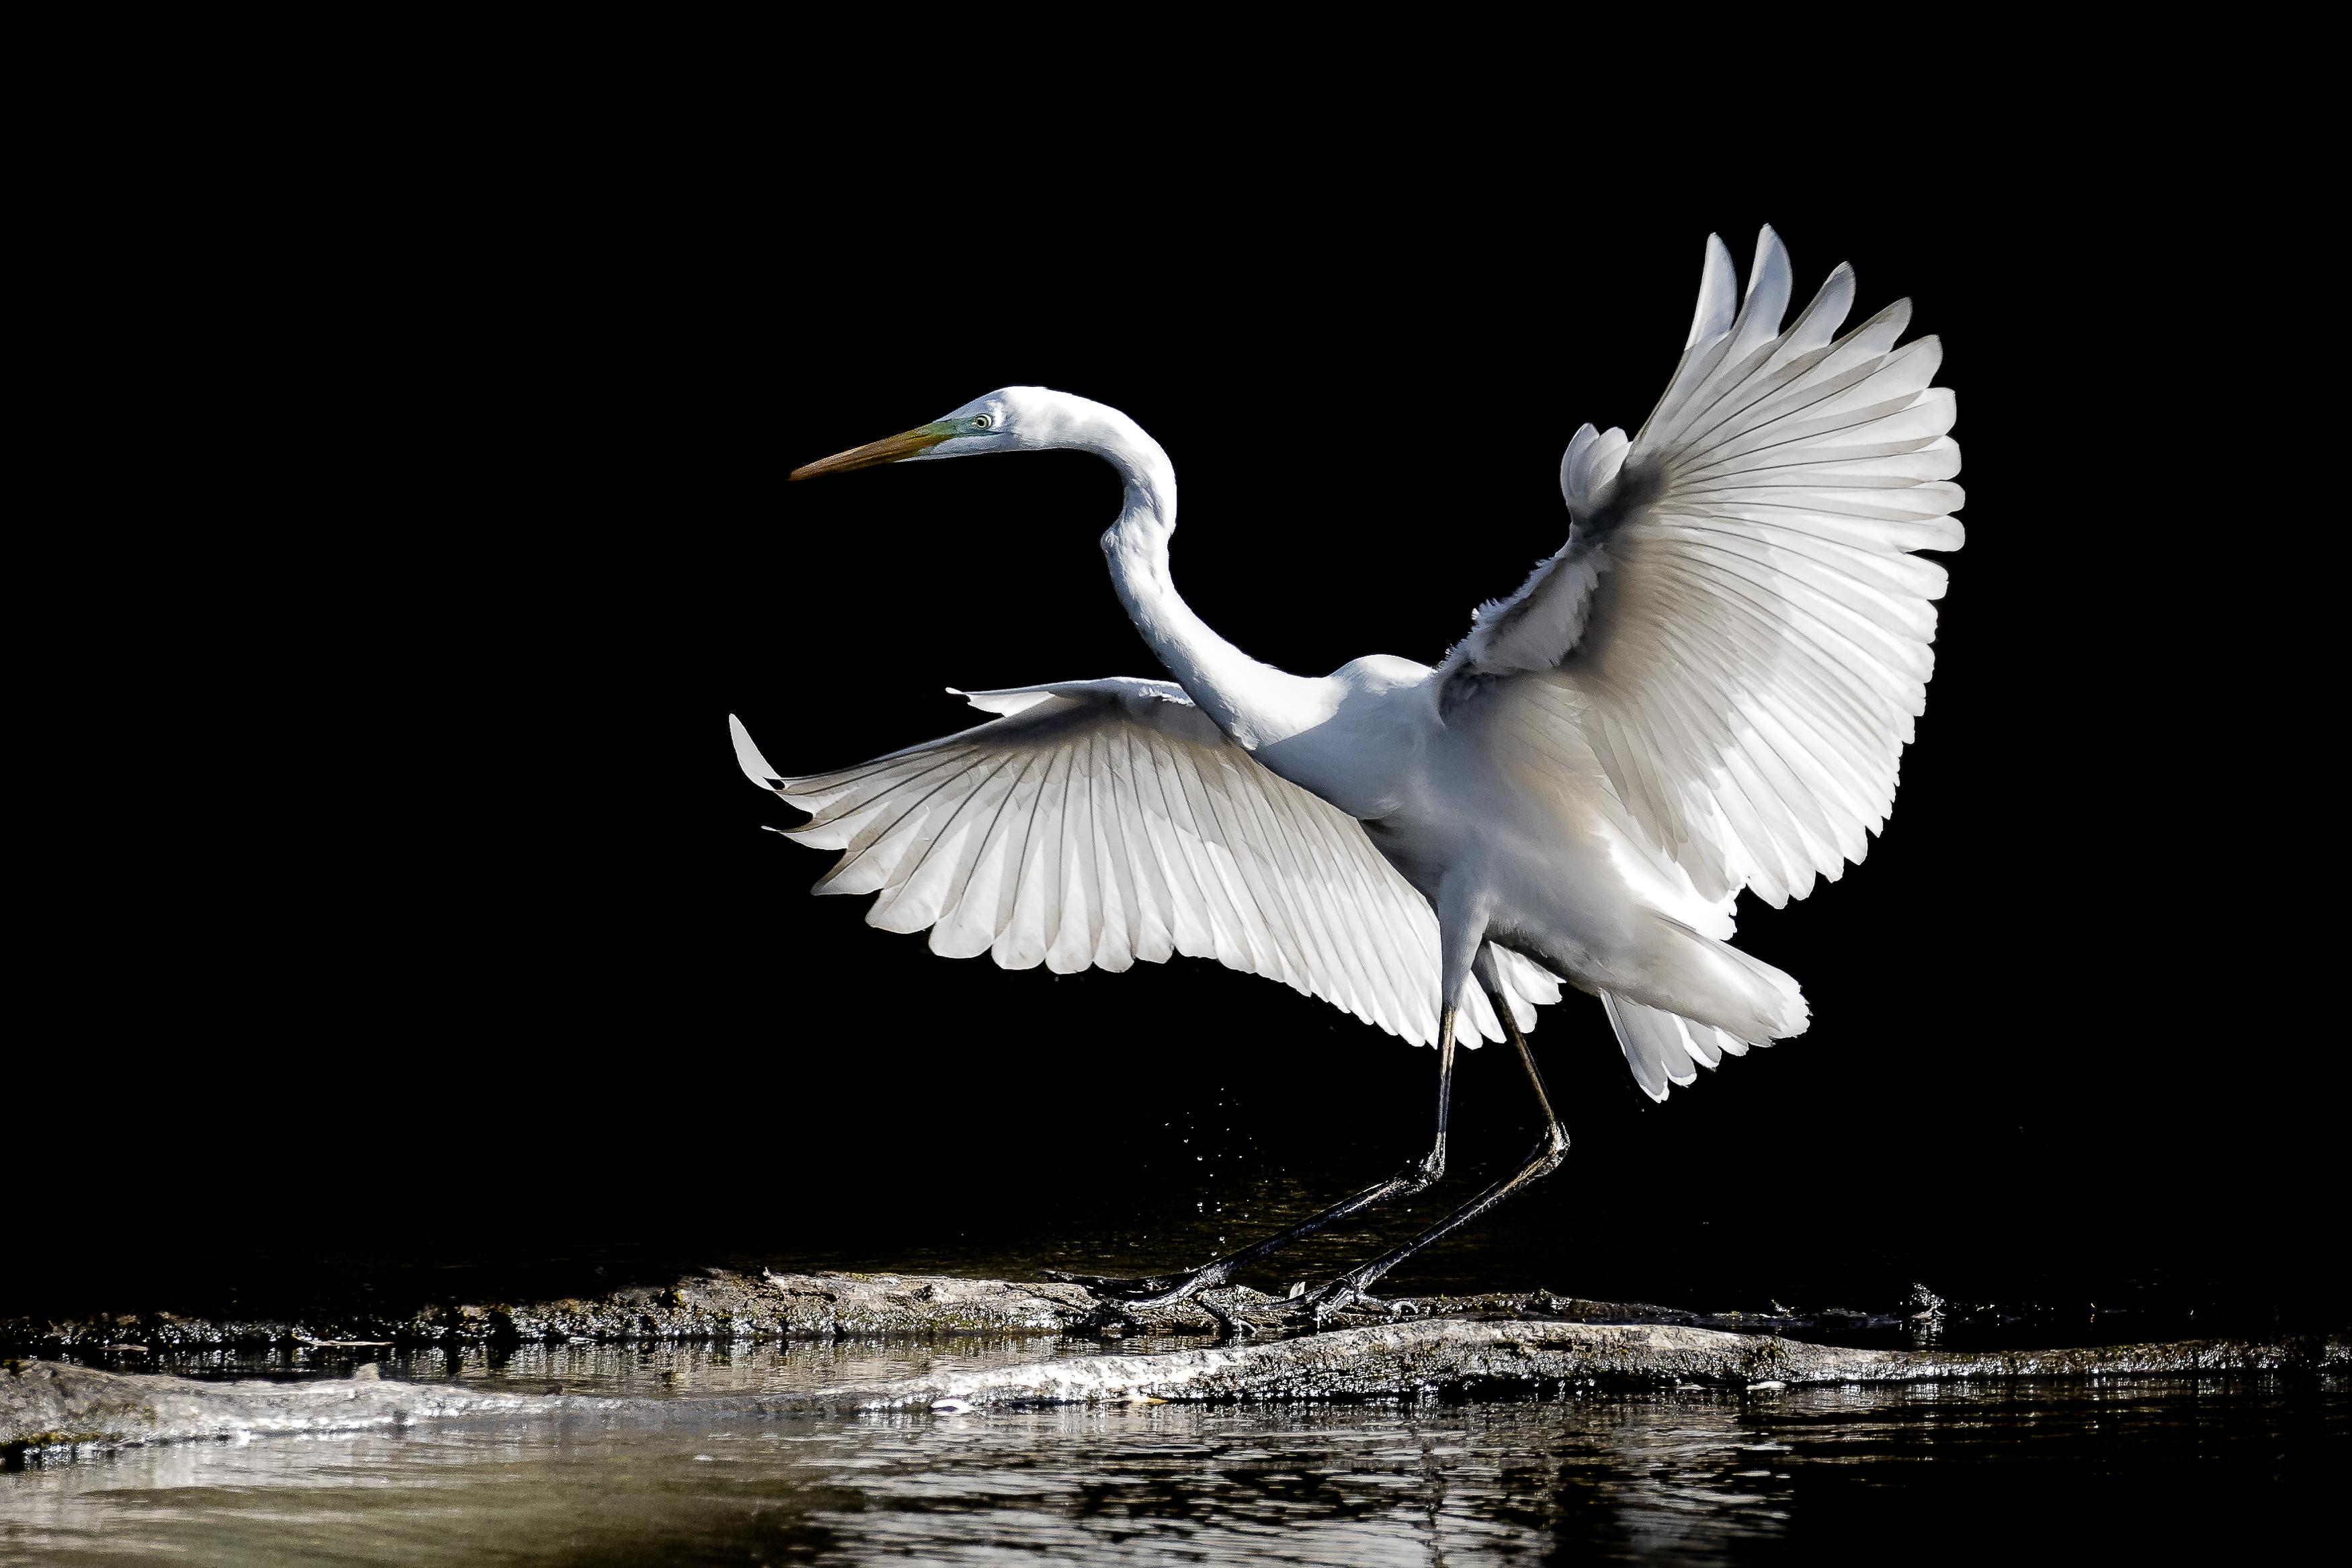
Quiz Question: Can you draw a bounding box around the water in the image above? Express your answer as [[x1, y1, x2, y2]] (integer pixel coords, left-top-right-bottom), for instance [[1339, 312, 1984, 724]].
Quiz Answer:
[[6, 1341, 2343, 1564]]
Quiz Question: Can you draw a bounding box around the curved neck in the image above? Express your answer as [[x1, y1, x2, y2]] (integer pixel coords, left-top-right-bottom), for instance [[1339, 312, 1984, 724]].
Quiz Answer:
[[1068, 405, 1316, 748]]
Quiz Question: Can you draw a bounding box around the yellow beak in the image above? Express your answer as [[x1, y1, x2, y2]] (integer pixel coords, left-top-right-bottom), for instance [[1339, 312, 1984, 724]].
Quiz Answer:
[[789, 421, 960, 480]]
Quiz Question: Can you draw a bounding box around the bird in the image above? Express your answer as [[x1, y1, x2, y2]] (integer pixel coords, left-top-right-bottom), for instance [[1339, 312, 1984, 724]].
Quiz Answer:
[[734, 225, 1962, 1323]]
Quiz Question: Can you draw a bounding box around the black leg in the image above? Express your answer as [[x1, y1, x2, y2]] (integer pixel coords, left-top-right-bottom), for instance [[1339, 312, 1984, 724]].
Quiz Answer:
[[1047, 1006, 1461, 1324], [1298, 986, 1570, 1321]]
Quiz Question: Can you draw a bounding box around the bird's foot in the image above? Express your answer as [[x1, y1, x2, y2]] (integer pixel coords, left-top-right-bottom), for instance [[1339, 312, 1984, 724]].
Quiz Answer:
[[1042, 1268, 1187, 1301], [1197, 1291, 1259, 1342], [1289, 1276, 1398, 1327], [1075, 1301, 1147, 1337], [1049, 1265, 1241, 1338]]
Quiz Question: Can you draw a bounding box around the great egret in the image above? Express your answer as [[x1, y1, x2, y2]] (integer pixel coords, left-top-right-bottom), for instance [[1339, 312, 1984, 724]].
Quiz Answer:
[[735, 226, 1961, 1321]]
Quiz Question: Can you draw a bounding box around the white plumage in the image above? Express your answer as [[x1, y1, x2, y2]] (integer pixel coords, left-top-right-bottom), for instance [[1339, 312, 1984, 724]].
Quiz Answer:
[[745, 225, 1960, 1106], [728, 685, 1560, 1047]]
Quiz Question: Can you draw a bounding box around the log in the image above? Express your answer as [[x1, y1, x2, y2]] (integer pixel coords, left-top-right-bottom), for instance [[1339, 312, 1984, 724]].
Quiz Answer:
[[803, 1318, 2352, 1411], [3, 1358, 605, 1457], [9, 1315, 2345, 1458], [2, 1270, 1124, 1352], [0, 1269, 1989, 1352]]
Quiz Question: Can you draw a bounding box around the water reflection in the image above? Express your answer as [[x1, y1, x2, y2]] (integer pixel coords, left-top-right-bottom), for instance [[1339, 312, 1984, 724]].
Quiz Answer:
[[4, 1354, 2341, 1565], [130, 1336, 1152, 1401]]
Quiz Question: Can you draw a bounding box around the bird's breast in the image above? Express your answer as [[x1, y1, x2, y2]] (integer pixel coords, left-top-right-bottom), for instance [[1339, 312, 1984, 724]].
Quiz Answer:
[[1251, 667, 1439, 822]]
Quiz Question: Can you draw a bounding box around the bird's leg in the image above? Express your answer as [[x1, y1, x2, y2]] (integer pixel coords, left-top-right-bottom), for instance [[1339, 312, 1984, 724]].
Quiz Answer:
[[1046, 1009, 1460, 1315], [1298, 990, 1569, 1322]]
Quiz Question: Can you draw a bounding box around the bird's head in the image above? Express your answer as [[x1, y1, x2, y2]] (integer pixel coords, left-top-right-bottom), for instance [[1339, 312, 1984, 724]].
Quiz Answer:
[[789, 386, 1066, 480]]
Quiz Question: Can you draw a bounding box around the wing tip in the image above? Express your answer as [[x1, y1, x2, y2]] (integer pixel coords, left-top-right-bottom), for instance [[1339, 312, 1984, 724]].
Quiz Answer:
[[729, 713, 785, 791], [1686, 234, 1738, 349]]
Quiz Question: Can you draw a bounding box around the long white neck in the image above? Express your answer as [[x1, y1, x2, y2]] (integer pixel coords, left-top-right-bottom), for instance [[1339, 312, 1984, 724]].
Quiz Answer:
[[1056, 400, 1321, 748]]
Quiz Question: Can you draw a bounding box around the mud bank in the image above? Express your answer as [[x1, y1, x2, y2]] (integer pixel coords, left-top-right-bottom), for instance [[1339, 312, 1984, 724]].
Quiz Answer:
[[9, 1315, 2345, 1458]]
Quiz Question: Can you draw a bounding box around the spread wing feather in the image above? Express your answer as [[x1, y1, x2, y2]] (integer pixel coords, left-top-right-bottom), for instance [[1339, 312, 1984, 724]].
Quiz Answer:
[[1442, 225, 1963, 910], [730, 683, 1558, 1047]]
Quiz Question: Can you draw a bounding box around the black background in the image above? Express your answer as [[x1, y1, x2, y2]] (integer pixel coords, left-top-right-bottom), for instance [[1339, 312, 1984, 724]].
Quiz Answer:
[[12, 137, 2335, 1332]]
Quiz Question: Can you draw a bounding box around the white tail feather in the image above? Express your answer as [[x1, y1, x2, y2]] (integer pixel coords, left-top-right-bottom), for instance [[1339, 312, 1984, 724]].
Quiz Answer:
[[1601, 992, 1774, 1103]]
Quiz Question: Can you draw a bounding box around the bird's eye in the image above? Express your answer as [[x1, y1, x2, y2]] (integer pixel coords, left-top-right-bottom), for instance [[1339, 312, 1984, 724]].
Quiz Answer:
[[971, 415, 992, 429]]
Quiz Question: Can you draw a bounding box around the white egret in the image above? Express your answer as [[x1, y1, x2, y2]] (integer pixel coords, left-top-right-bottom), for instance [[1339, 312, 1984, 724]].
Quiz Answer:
[[734, 226, 1962, 1321]]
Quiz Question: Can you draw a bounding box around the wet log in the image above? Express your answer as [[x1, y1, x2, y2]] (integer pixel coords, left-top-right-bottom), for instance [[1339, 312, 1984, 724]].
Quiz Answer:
[[3, 1271, 1121, 1352], [9, 1317, 2345, 1458], [2, 1357, 598, 1457], [0, 1270, 1961, 1353], [809, 1318, 2352, 1411]]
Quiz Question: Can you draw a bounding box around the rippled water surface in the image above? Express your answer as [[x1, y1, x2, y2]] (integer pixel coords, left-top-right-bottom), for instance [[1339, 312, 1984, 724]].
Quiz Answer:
[[5, 1340, 2343, 1565]]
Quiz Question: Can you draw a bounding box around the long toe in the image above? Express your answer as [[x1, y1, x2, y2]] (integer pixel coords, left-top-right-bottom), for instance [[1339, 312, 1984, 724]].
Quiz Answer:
[[1292, 1278, 1378, 1326], [1198, 1293, 1259, 1341], [1120, 1279, 1219, 1311], [1042, 1268, 1180, 1300], [1079, 1301, 1145, 1336]]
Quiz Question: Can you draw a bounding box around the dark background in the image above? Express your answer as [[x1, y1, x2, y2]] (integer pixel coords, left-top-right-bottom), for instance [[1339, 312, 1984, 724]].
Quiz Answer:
[[13, 148, 2333, 1335]]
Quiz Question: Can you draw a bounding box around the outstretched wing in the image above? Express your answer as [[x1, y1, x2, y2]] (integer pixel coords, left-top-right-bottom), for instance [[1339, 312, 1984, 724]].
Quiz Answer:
[[731, 679, 1559, 1047], [1441, 226, 1963, 908]]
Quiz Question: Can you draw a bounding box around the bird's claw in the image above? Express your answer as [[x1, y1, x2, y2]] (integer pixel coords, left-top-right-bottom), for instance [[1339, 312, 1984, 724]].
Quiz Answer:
[[1288, 1279, 1395, 1327], [1198, 1293, 1259, 1341]]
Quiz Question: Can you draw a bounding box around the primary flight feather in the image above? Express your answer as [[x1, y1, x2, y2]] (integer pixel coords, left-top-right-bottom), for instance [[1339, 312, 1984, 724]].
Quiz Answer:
[[737, 226, 1961, 1317]]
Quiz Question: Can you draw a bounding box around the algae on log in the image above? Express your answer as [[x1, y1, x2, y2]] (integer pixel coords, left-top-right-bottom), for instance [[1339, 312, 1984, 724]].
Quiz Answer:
[[9, 1321, 2347, 1458]]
